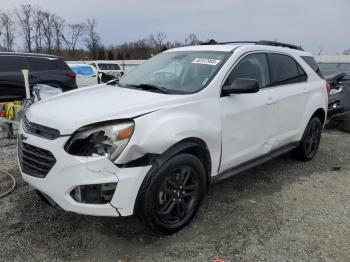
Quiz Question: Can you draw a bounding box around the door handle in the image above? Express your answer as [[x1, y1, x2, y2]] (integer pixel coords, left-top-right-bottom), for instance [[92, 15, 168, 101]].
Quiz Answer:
[[266, 97, 276, 105]]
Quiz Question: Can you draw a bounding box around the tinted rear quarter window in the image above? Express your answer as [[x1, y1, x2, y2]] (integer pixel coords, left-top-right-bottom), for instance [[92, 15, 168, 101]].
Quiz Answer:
[[301, 56, 323, 78], [269, 53, 300, 86], [297, 64, 307, 82], [53, 59, 71, 70], [28, 57, 57, 71], [0, 56, 30, 72]]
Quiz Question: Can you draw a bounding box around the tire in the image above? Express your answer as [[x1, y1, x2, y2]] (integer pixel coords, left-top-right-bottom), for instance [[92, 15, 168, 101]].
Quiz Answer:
[[338, 111, 350, 133], [293, 117, 322, 161], [136, 154, 206, 234]]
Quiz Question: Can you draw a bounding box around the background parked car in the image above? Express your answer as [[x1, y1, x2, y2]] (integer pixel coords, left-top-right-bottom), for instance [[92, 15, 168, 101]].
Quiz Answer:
[[0, 53, 77, 102], [319, 62, 350, 132], [90, 61, 124, 83], [68, 64, 98, 88]]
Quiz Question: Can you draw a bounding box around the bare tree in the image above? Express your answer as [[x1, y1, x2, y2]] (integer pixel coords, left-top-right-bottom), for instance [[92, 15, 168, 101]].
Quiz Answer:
[[0, 11, 16, 51], [15, 4, 35, 52], [84, 18, 100, 59], [62, 22, 86, 54], [185, 33, 199, 45], [318, 45, 323, 56], [33, 8, 44, 52], [52, 14, 65, 54], [41, 11, 55, 53], [343, 49, 350, 55], [149, 32, 167, 51]]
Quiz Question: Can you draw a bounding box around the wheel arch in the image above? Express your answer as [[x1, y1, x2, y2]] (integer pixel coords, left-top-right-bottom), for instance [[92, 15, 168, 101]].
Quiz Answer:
[[123, 137, 212, 186], [133, 137, 212, 215], [162, 137, 212, 186], [311, 108, 326, 126]]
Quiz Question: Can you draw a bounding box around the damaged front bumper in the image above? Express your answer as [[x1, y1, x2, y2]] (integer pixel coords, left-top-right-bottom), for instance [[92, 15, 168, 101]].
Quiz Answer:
[[17, 124, 151, 217]]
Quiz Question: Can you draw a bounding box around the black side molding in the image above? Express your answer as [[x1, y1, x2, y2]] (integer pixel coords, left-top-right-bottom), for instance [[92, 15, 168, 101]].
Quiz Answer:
[[212, 141, 299, 183]]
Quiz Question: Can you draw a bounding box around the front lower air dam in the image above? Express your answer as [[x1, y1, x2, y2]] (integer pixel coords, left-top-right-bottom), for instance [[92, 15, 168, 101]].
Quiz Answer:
[[70, 183, 118, 204]]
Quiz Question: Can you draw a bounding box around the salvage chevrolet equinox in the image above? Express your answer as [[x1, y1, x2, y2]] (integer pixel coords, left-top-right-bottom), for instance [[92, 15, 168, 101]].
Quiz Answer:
[[18, 41, 328, 234]]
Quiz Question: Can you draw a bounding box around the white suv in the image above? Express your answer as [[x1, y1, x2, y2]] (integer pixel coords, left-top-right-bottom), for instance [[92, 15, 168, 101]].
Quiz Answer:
[[18, 41, 328, 234]]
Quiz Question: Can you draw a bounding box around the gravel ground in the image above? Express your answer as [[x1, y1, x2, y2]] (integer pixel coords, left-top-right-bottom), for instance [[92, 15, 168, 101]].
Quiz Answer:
[[0, 129, 349, 262]]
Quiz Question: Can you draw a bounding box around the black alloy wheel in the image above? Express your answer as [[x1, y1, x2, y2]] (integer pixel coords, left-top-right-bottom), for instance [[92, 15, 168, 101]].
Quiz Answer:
[[293, 117, 322, 161], [136, 154, 206, 234], [156, 165, 200, 225], [304, 120, 321, 159]]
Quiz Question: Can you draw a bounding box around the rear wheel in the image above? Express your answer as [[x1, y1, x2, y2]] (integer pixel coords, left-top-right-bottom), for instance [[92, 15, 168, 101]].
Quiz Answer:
[[293, 117, 322, 161], [136, 154, 206, 234]]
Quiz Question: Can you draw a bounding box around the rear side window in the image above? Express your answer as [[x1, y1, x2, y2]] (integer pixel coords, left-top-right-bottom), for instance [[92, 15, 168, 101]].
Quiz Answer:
[[269, 54, 304, 86], [97, 63, 121, 70], [225, 53, 270, 89], [28, 57, 57, 71], [52, 59, 71, 70], [301, 56, 323, 78], [0, 56, 30, 72], [297, 64, 307, 82]]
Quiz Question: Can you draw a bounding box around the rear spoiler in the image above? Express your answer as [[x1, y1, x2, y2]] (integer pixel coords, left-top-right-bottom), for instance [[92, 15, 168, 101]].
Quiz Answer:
[[325, 72, 347, 85]]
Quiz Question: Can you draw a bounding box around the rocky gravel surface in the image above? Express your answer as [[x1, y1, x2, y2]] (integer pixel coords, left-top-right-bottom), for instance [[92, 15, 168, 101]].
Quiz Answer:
[[0, 129, 349, 262]]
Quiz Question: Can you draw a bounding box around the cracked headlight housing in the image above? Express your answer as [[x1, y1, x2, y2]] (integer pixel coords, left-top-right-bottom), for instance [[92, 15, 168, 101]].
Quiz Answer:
[[65, 121, 134, 162]]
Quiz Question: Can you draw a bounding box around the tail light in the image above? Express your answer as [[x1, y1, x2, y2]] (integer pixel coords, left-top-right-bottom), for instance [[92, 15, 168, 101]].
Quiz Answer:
[[326, 83, 331, 96], [67, 72, 76, 77]]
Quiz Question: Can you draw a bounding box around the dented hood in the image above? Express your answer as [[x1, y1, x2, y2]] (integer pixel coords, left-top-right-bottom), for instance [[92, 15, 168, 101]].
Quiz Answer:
[[27, 84, 185, 134]]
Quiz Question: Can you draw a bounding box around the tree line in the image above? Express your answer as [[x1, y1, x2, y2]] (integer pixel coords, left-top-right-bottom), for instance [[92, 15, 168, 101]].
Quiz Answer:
[[0, 4, 203, 60]]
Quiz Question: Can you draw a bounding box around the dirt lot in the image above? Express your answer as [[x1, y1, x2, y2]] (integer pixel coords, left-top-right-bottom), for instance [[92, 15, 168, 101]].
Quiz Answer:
[[0, 129, 350, 262]]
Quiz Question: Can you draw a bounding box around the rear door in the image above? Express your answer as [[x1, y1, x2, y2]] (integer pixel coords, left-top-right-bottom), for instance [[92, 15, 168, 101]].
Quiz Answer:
[[0, 55, 30, 102], [267, 53, 309, 148], [219, 52, 277, 172]]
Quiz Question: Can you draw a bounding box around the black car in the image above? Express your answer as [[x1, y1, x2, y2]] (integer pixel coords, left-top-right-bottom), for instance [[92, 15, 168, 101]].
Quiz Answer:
[[319, 62, 350, 132], [0, 52, 77, 102]]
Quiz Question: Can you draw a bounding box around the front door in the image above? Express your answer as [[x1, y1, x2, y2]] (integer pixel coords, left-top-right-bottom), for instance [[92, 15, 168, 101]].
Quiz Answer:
[[219, 53, 277, 172]]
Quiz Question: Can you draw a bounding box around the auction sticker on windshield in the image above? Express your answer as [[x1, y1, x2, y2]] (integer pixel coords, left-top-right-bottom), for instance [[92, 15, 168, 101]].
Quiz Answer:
[[192, 58, 221, 66]]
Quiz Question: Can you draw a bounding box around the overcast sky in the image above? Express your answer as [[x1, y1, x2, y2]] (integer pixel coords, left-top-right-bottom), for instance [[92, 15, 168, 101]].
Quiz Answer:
[[2, 0, 350, 54]]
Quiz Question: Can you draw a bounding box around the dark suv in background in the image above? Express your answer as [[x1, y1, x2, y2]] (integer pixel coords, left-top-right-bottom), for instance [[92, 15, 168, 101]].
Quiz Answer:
[[319, 62, 350, 132], [0, 53, 77, 102]]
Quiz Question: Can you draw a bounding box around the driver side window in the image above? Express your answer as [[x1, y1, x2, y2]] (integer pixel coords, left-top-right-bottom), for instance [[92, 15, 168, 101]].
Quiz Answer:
[[224, 53, 270, 89]]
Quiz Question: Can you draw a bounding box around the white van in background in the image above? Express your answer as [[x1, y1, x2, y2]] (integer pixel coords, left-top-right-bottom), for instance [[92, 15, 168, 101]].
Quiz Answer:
[[68, 64, 98, 88], [90, 61, 124, 83]]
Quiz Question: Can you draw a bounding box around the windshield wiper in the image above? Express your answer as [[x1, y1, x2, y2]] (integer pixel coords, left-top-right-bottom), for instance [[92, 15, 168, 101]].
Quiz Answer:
[[127, 83, 168, 94]]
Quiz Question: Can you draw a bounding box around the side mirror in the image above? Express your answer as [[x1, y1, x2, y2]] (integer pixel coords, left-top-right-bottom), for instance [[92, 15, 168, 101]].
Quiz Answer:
[[222, 78, 259, 96]]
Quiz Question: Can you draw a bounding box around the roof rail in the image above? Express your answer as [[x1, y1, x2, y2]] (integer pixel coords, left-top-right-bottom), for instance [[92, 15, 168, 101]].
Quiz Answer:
[[256, 40, 304, 51], [200, 40, 304, 51], [0, 52, 62, 59]]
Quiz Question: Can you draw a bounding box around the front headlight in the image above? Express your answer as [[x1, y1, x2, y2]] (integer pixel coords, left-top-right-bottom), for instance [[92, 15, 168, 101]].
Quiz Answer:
[[65, 121, 134, 162]]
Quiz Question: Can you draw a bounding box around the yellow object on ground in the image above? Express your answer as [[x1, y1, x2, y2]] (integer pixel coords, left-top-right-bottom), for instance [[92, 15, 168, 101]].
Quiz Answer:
[[0, 101, 22, 120]]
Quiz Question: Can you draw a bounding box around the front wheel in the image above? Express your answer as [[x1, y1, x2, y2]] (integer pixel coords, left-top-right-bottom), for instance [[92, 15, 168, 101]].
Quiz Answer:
[[293, 117, 322, 161], [136, 154, 206, 234]]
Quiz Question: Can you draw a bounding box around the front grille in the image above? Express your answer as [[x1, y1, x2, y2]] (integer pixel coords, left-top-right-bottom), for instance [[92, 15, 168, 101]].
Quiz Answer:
[[23, 116, 60, 140], [18, 141, 56, 178]]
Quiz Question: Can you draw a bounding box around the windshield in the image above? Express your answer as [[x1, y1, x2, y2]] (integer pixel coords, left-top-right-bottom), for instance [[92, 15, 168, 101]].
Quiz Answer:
[[119, 51, 229, 94], [98, 63, 121, 70], [70, 65, 96, 76], [319, 63, 350, 76]]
